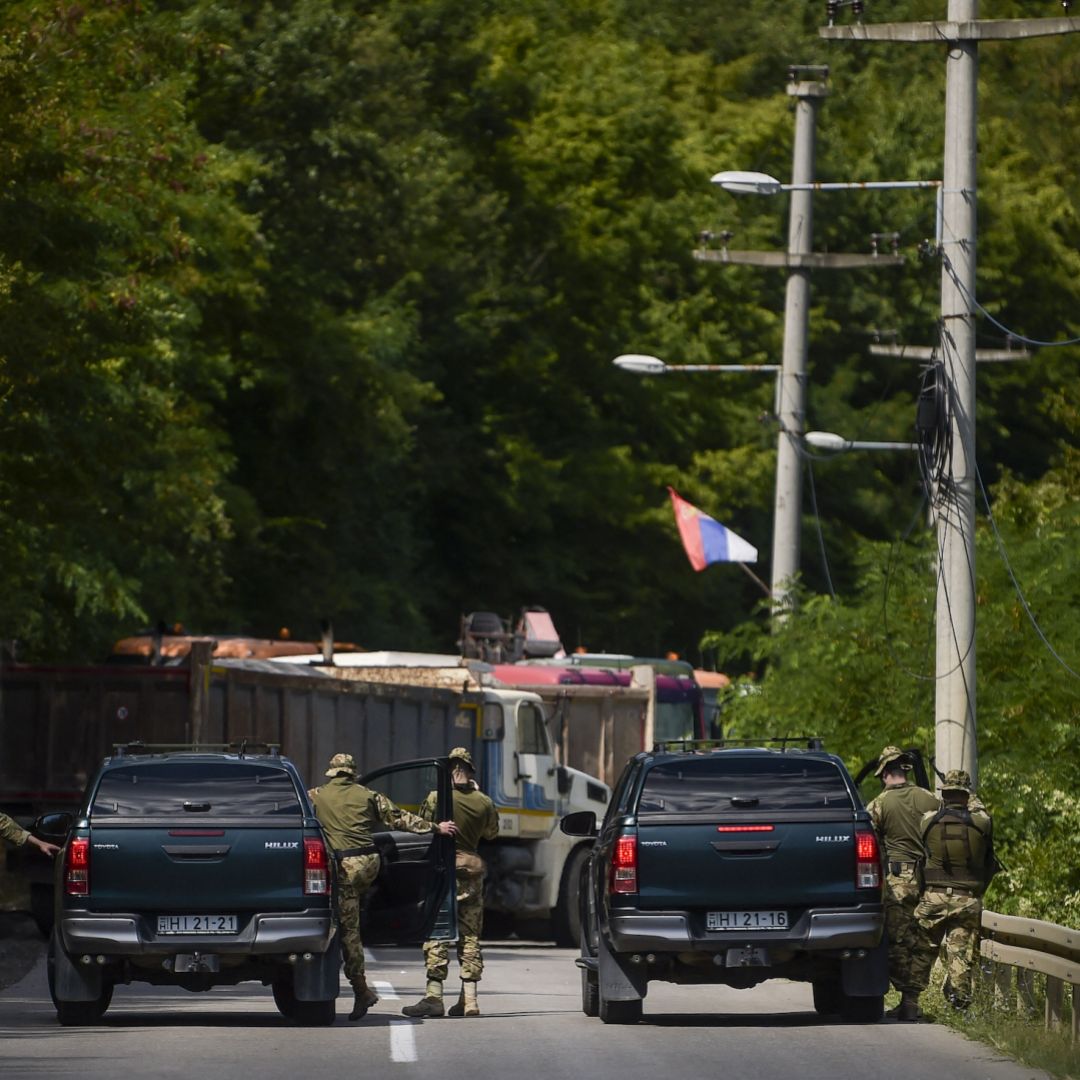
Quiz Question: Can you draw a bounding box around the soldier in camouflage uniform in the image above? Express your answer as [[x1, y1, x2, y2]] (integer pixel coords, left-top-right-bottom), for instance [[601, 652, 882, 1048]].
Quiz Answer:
[[908, 769, 993, 1015], [309, 753, 457, 1021], [402, 747, 498, 1019], [865, 745, 941, 1021], [1, 811, 59, 857]]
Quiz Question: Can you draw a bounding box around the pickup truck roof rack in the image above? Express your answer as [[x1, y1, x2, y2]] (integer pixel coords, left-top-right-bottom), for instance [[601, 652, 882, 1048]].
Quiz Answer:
[[651, 736, 825, 753], [112, 740, 282, 758]]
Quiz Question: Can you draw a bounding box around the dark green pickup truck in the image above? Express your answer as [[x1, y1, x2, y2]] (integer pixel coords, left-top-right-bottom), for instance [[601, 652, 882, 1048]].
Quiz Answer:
[[38, 747, 455, 1026], [562, 743, 888, 1024]]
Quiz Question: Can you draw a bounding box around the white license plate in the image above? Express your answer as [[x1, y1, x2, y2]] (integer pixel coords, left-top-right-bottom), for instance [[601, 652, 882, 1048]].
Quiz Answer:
[[707, 910, 788, 931], [157, 914, 237, 935]]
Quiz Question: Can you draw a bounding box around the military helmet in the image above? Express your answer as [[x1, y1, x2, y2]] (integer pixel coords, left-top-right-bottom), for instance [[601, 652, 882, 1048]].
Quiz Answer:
[[873, 745, 911, 777], [941, 768, 972, 793], [325, 752, 358, 777], [448, 746, 475, 771]]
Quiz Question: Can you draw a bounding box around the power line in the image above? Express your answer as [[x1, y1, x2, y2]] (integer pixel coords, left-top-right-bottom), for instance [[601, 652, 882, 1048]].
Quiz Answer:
[[942, 253, 1080, 349]]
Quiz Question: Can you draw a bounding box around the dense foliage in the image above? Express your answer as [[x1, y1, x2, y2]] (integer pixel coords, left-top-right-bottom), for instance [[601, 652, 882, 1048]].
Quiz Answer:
[[1, 2, 1077, 917]]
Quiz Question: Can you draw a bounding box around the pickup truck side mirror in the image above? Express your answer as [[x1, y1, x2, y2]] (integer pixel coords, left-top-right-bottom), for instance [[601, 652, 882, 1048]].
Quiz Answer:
[[33, 811, 74, 842], [559, 810, 597, 838]]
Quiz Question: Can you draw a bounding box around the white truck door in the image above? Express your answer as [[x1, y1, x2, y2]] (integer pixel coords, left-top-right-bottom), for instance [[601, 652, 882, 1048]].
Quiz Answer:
[[512, 699, 557, 839]]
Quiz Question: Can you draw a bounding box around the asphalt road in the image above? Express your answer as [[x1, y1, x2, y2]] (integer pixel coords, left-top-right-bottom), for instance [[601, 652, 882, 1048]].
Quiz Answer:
[[0, 942, 1049, 1080]]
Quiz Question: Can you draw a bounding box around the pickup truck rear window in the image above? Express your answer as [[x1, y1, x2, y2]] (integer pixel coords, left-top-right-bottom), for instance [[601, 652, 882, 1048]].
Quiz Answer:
[[638, 756, 854, 814], [90, 763, 303, 818]]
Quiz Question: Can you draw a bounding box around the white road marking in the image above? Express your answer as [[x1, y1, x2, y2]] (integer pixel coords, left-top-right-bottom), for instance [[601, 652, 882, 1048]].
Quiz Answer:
[[373, 980, 399, 1000], [389, 1020, 418, 1062]]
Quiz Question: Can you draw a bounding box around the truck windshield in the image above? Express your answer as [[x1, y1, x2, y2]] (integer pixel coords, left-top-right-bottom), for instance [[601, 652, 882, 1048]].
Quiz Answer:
[[639, 756, 853, 814], [91, 763, 303, 818]]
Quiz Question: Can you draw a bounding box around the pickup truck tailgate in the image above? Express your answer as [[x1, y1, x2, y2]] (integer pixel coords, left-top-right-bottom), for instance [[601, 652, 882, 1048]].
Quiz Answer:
[[87, 825, 310, 912], [636, 818, 861, 910]]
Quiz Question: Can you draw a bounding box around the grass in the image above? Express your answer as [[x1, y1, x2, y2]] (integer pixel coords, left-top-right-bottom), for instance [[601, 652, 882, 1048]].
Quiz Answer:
[[885, 966, 1080, 1080]]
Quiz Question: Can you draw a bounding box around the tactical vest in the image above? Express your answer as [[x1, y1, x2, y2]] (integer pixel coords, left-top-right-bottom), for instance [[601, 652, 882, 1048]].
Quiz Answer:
[[921, 805, 990, 892]]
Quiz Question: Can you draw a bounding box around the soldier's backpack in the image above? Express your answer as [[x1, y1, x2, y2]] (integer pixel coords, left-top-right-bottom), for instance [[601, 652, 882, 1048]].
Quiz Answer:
[[921, 805, 999, 895]]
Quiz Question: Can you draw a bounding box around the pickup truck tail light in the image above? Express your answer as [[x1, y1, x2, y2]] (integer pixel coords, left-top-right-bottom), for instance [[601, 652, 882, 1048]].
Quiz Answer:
[[65, 837, 90, 896], [609, 834, 638, 894], [304, 837, 329, 895], [854, 827, 881, 890]]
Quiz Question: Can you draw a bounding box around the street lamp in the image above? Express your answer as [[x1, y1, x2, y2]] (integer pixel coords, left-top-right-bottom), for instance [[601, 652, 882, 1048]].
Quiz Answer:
[[804, 430, 918, 453], [613, 354, 781, 376], [711, 172, 944, 245]]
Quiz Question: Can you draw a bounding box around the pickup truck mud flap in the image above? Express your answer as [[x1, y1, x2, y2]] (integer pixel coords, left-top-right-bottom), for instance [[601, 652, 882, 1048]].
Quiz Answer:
[[50, 931, 105, 1002], [292, 934, 341, 1002], [840, 936, 889, 996], [598, 931, 647, 1002]]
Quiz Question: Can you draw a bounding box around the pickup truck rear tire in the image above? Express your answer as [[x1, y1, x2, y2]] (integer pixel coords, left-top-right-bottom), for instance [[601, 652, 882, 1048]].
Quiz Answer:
[[581, 968, 599, 1017], [272, 977, 297, 1019], [47, 934, 112, 1026], [812, 978, 843, 1016], [839, 991, 884, 1023], [291, 998, 337, 1026], [598, 995, 642, 1025]]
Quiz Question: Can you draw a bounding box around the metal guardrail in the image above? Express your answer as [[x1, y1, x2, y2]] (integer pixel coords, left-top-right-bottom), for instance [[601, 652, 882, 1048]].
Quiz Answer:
[[980, 909, 1079, 1042]]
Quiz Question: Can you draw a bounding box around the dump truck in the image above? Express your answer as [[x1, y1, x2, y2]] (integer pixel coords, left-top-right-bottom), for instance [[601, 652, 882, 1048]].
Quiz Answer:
[[0, 645, 608, 945]]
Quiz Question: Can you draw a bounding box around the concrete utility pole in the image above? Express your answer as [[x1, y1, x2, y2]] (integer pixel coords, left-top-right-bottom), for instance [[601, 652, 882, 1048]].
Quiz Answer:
[[821, 6, 1080, 785], [697, 66, 904, 620]]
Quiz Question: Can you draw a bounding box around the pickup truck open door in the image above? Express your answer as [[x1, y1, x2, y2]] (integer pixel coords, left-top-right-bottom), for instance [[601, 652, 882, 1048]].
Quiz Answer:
[[357, 757, 458, 945]]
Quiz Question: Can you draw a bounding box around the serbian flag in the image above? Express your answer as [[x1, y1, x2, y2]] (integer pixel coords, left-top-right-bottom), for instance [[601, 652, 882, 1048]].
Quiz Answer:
[[668, 487, 758, 571]]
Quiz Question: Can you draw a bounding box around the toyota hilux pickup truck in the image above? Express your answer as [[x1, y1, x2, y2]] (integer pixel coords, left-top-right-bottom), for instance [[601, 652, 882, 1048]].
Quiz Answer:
[[561, 741, 887, 1024], [36, 746, 455, 1026]]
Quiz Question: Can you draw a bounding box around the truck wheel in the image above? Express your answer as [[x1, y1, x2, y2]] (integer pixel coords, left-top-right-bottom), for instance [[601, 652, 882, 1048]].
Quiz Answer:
[[839, 992, 884, 1023], [598, 995, 642, 1025], [55, 995, 113, 1027], [47, 931, 112, 1025], [291, 998, 336, 1026], [812, 978, 843, 1016], [272, 976, 297, 1019], [581, 968, 599, 1017], [553, 846, 588, 947]]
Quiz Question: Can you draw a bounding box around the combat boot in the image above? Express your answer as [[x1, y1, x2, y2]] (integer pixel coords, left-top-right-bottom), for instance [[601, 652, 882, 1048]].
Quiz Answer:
[[402, 978, 444, 1018], [349, 979, 379, 1021], [896, 990, 921, 1022], [447, 979, 480, 1017]]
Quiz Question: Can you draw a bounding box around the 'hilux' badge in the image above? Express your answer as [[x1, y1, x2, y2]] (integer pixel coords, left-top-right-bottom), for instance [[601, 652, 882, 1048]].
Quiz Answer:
[[264, 841, 300, 849], [815, 835, 851, 843]]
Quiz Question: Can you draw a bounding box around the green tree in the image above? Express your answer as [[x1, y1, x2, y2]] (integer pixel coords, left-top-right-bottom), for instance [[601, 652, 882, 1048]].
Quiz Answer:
[[0, 2, 259, 658]]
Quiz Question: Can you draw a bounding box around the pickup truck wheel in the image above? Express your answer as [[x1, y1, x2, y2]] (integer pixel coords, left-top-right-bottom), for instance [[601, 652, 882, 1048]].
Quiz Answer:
[[598, 996, 642, 1025], [47, 931, 112, 1025], [839, 992, 884, 1023], [55, 994, 113, 1027], [553, 846, 588, 947], [811, 978, 843, 1016], [291, 998, 336, 1026], [272, 977, 297, 1019], [581, 968, 599, 1017]]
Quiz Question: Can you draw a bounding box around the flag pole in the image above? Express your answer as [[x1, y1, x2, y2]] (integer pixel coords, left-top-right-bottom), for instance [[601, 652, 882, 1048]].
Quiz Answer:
[[737, 561, 772, 598]]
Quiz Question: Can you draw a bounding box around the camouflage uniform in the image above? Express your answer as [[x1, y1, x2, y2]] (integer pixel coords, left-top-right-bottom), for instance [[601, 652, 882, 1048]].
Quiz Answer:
[[865, 746, 941, 994], [417, 751, 498, 984], [403, 747, 498, 1019], [908, 770, 993, 1011], [1, 812, 30, 846], [309, 753, 436, 1004]]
